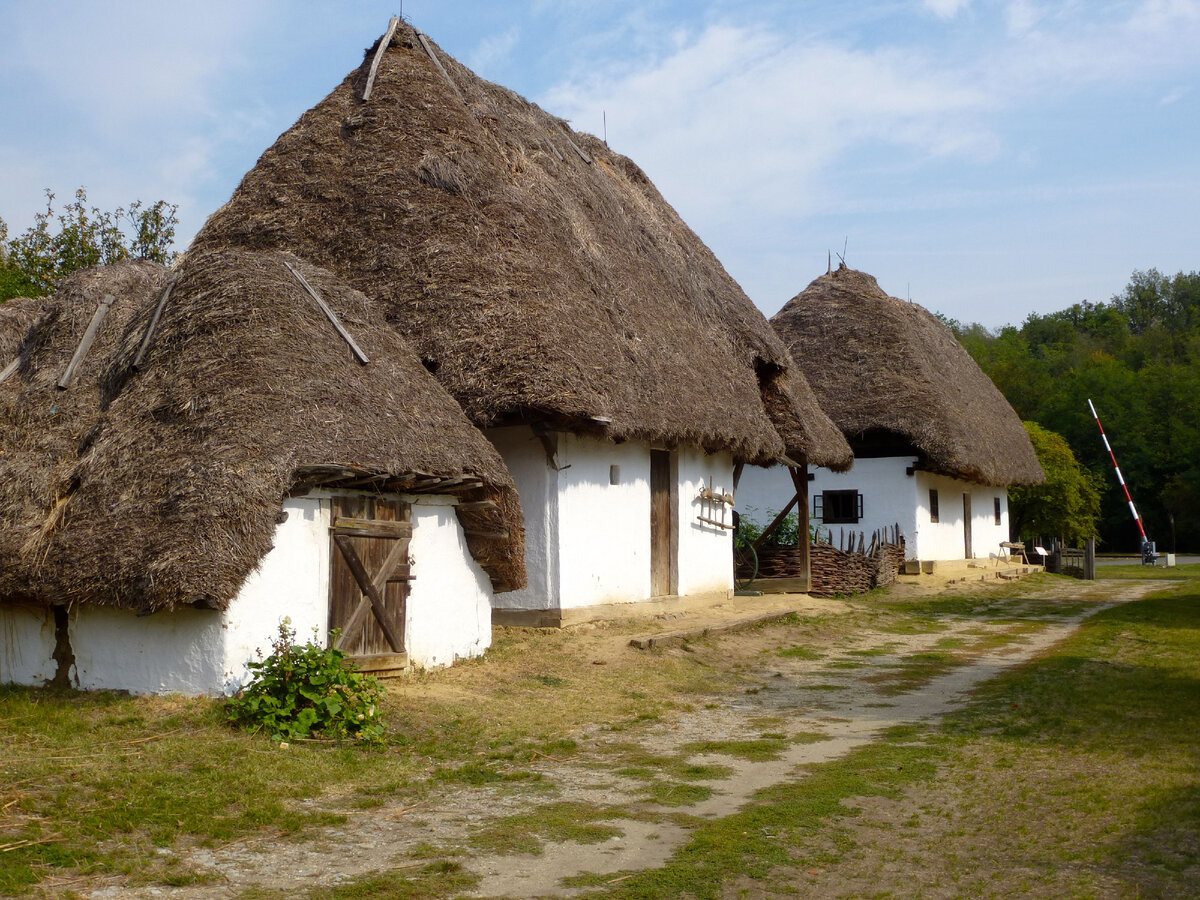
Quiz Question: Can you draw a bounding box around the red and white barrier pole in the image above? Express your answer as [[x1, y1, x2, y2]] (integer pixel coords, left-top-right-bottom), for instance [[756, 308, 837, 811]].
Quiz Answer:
[[1088, 399, 1151, 553]]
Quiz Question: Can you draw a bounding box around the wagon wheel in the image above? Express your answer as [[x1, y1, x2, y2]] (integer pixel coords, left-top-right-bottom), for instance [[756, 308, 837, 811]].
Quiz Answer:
[[734, 542, 759, 591]]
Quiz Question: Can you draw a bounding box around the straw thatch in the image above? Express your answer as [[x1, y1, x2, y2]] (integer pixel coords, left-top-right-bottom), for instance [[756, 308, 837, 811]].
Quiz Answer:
[[192, 21, 850, 470], [772, 266, 1043, 486], [0, 248, 524, 614], [0, 295, 47, 368]]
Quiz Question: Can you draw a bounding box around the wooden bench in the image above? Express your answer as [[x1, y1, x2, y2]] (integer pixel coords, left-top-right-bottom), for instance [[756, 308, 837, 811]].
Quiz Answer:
[[999, 541, 1028, 564]]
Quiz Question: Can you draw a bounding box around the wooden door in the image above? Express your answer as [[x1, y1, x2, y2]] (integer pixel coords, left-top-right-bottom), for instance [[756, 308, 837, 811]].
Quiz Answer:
[[650, 450, 674, 597], [329, 496, 412, 670], [962, 493, 973, 559]]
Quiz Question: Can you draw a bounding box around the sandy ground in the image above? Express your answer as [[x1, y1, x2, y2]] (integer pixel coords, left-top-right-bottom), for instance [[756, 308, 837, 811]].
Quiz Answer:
[[83, 575, 1157, 900]]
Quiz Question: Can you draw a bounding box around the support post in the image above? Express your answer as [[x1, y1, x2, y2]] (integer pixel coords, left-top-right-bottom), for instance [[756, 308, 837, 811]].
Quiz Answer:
[[789, 462, 810, 593]]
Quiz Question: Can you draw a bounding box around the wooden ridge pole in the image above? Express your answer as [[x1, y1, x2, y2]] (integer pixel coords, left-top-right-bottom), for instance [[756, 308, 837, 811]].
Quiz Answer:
[[284, 260, 370, 365], [362, 15, 401, 101], [58, 294, 115, 389]]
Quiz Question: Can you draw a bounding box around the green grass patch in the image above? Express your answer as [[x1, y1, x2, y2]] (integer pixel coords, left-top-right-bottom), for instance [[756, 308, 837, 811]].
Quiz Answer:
[[682, 737, 788, 762], [776, 646, 822, 660], [467, 801, 628, 855]]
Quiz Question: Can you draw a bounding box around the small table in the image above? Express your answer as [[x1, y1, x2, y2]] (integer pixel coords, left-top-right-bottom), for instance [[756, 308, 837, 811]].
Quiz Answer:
[[999, 541, 1028, 564]]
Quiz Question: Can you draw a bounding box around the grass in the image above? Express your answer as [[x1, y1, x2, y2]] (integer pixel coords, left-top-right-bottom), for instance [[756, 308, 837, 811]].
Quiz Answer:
[[564, 576, 1200, 898], [3, 571, 1196, 897]]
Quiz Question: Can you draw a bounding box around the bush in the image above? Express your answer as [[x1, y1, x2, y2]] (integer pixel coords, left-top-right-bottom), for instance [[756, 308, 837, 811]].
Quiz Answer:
[[226, 621, 386, 744]]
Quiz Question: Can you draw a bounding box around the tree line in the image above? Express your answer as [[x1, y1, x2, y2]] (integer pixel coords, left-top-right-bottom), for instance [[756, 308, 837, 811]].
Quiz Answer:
[[947, 269, 1200, 552]]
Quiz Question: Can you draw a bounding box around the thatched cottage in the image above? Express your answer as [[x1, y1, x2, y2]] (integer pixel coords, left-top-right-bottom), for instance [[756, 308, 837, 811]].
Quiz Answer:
[[738, 266, 1043, 563], [191, 20, 851, 625], [0, 249, 524, 693]]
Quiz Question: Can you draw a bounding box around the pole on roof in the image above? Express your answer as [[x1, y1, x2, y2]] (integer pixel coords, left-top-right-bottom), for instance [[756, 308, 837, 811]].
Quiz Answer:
[[284, 260, 371, 365], [58, 294, 115, 389], [362, 15, 401, 102]]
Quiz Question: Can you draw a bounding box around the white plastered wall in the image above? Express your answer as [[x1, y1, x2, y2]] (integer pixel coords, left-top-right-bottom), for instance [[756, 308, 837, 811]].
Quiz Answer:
[[740, 457, 1015, 562], [405, 504, 493, 669], [2, 492, 494, 695], [0, 604, 58, 686], [676, 447, 735, 597], [738, 457, 923, 551], [487, 426, 734, 611], [913, 472, 1010, 561]]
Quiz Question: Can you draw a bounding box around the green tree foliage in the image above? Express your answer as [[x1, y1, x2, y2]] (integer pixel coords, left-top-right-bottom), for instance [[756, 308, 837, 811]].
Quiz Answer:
[[953, 268, 1200, 551], [1009, 422, 1102, 545], [0, 188, 178, 301]]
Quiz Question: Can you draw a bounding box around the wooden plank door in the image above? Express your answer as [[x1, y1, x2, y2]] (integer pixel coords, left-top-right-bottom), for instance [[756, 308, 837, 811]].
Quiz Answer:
[[329, 496, 412, 671], [650, 450, 674, 597], [962, 493, 973, 559]]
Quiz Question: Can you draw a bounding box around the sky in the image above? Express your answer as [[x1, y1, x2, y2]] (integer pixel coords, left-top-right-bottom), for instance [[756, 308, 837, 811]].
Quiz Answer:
[[0, 0, 1197, 328]]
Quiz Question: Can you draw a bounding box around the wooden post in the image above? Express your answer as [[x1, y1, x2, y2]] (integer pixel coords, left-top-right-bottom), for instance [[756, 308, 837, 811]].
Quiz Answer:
[[1085, 536, 1096, 580], [133, 277, 176, 370], [0, 356, 19, 385], [284, 260, 370, 364], [362, 16, 400, 101], [416, 31, 466, 103], [58, 294, 115, 389], [789, 463, 810, 593]]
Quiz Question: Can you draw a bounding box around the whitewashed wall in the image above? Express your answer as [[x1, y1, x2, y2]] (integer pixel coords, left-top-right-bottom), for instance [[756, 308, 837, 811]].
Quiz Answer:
[[2, 492, 494, 695], [0, 605, 58, 686], [913, 472, 1009, 560], [740, 458, 1011, 562], [487, 426, 734, 612], [488, 426, 558, 611], [738, 457, 923, 550], [676, 447, 735, 596], [406, 504, 492, 668]]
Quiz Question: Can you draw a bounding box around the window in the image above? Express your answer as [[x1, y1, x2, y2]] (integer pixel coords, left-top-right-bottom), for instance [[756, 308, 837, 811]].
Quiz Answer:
[[814, 489, 862, 524], [994, 496, 1002, 525], [929, 489, 940, 523]]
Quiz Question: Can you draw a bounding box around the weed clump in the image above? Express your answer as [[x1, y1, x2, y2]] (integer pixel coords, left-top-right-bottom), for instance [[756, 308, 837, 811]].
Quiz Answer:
[[226, 621, 385, 743]]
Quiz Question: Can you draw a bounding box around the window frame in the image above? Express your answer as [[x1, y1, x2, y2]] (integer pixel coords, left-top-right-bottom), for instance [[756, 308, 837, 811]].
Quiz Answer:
[[929, 489, 940, 523], [816, 489, 863, 525]]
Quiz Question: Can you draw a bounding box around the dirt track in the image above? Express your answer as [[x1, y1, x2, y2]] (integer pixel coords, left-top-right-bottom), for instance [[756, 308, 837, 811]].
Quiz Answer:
[[92, 577, 1157, 899]]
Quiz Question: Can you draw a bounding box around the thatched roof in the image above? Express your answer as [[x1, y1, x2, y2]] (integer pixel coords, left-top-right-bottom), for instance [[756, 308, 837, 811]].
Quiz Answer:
[[0, 295, 46, 365], [192, 21, 850, 470], [772, 266, 1043, 486], [0, 249, 524, 614]]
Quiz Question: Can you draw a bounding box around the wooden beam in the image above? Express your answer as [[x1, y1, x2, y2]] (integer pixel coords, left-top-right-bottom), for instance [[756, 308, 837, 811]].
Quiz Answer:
[[456, 500, 498, 512], [561, 127, 593, 163], [331, 517, 413, 539], [751, 491, 801, 554], [58, 294, 115, 389], [362, 15, 400, 101], [284, 260, 370, 365], [416, 31, 466, 103], [332, 535, 404, 653], [133, 277, 176, 370], [732, 461, 745, 495], [788, 463, 811, 591], [0, 356, 19, 386]]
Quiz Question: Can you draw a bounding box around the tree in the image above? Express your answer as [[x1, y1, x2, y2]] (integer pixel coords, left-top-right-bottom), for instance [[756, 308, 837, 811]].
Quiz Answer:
[[1009, 421, 1102, 546], [0, 188, 178, 301]]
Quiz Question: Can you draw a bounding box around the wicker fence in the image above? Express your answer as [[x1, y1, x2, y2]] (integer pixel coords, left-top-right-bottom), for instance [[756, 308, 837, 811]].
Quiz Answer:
[[738, 527, 906, 597]]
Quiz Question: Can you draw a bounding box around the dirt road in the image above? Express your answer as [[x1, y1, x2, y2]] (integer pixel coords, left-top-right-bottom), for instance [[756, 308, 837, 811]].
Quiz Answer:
[[93, 577, 1156, 899]]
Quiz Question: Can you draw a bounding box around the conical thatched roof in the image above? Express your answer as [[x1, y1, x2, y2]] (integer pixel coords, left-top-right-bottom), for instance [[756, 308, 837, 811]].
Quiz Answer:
[[192, 21, 850, 470], [0, 249, 524, 614], [772, 266, 1043, 486], [0, 295, 45, 365]]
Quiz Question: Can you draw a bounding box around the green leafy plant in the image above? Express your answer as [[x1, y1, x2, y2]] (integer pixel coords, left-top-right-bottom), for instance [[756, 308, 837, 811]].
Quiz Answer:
[[226, 621, 385, 743]]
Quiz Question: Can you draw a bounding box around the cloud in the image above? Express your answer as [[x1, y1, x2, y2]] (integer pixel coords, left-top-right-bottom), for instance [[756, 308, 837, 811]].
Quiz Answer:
[[543, 23, 989, 230], [468, 26, 521, 75], [923, 0, 972, 19]]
